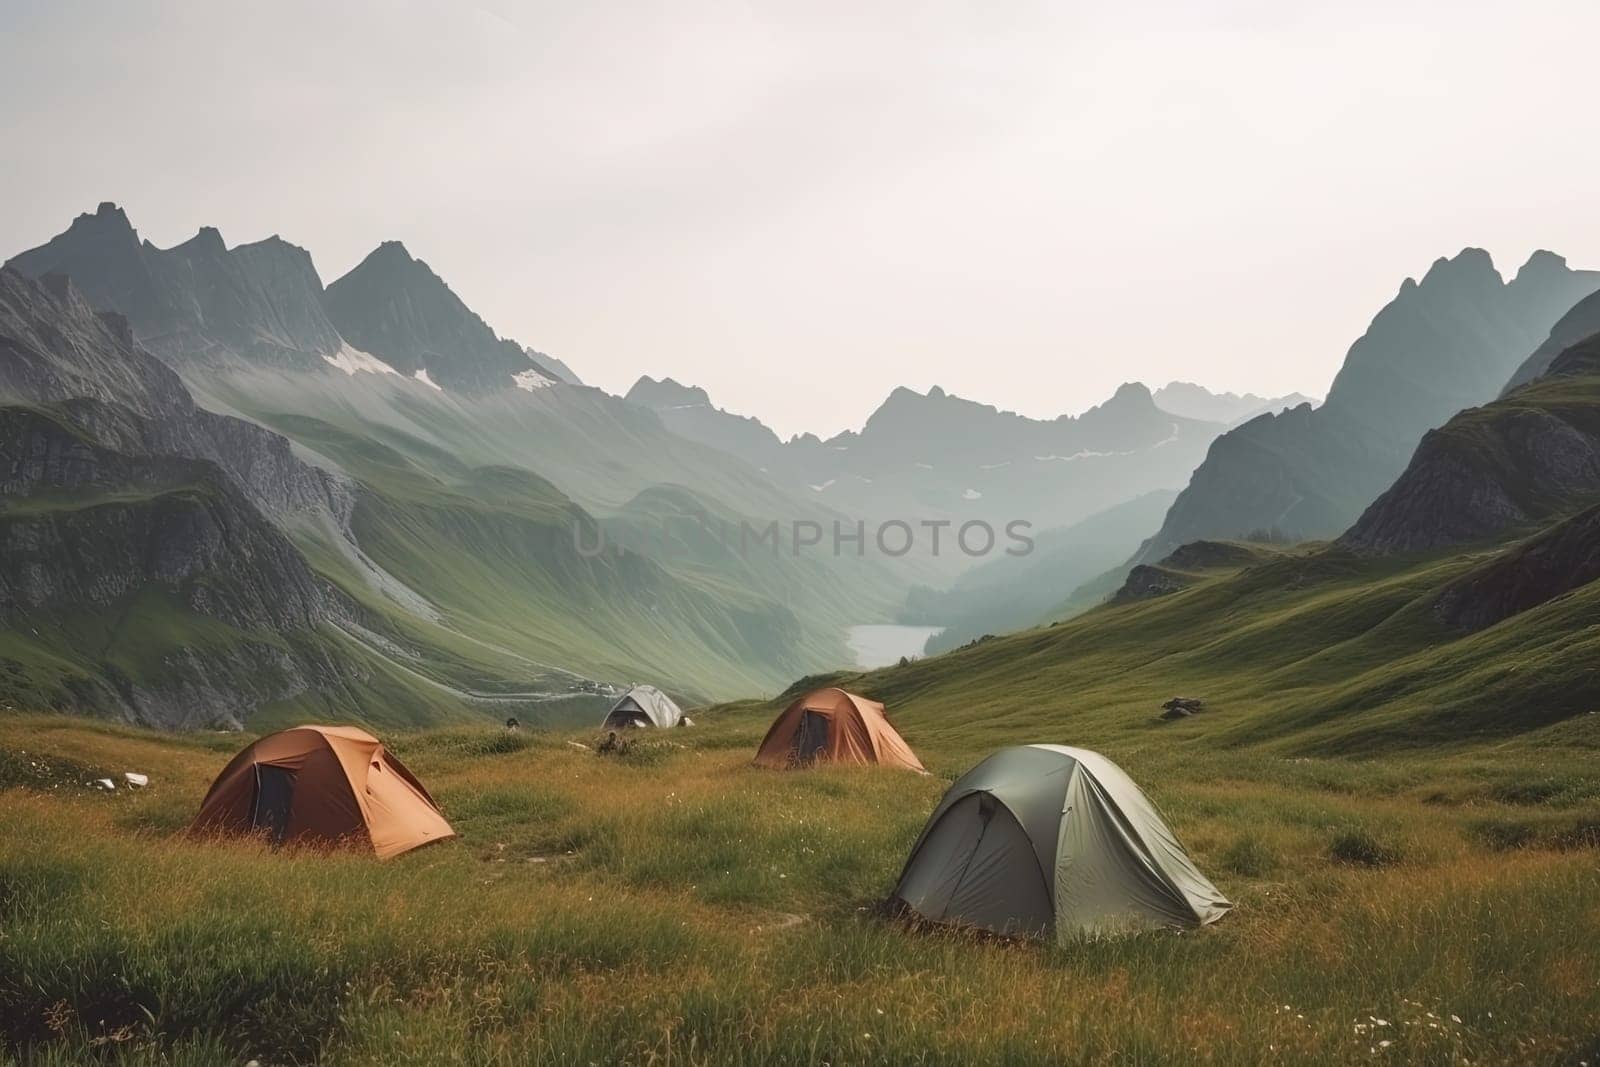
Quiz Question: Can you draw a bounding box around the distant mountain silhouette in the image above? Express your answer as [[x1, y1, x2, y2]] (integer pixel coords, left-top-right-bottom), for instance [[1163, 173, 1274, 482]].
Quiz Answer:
[[1139, 249, 1600, 561], [6, 205, 572, 393], [1152, 381, 1316, 425], [625, 376, 784, 460], [626, 378, 1229, 540]]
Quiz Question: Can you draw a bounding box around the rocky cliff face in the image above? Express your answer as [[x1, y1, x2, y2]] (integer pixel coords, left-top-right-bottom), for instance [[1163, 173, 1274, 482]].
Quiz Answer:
[[1340, 335, 1600, 555], [0, 269, 350, 523], [1139, 249, 1600, 562], [0, 410, 328, 631], [0, 269, 378, 727], [0, 405, 363, 729], [322, 241, 554, 392]]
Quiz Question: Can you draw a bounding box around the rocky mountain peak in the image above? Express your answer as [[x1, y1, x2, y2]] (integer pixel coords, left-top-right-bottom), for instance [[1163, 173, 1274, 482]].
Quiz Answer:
[[184, 226, 227, 254], [625, 376, 712, 408], [323, 239, 541, 391], [364, 240, 417, 270], [1108, 381, 1153, 406], [1420, 247, 1500, 288], [1513, 249, 1569, 285], [78, 201, 136, 234]]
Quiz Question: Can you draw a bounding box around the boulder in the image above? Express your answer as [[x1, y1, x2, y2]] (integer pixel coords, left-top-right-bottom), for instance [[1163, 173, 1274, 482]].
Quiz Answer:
[[1160, 697, 1206, 720]]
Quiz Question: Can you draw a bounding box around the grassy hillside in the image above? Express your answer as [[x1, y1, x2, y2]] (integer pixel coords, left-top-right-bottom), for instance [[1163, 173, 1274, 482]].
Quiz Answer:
[[4, 504, 1599, 1063]]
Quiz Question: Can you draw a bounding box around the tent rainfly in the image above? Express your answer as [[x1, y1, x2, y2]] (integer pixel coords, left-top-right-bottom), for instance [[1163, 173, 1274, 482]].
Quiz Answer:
[[191, 725, 455, 860], [752, 687, 924, 771], [893, 745, 1230, 941], [602, 685, 688, 729]]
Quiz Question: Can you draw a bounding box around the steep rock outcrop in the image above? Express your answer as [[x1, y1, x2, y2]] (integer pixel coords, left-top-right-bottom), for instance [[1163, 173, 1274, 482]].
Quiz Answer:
[[0, 406, 360, 729], [1341, 336, 1600, 554], [0, 268, 350, 521]]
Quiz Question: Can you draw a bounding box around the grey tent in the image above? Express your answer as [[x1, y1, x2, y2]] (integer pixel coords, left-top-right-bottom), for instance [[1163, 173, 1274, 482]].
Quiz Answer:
[[601, 685, 688, 729], [893, 745, 1230, 941]]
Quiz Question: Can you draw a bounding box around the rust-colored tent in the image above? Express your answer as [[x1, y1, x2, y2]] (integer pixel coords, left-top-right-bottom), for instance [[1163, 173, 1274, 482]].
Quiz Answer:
[[191, 725, 455, 860], [752, 687, 925, 771]]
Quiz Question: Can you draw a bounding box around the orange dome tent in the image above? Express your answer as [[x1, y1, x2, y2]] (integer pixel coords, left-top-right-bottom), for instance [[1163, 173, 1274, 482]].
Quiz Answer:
[[191, 725, 455, 859], [753, 687, 925, 771]]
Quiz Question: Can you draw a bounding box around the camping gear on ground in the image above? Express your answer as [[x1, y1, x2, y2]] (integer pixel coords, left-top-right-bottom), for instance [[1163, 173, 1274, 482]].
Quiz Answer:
[[752, 687, 924, 771], [601, 685, 687, 729], [190, 725, 455, 859], [893, 744, 1230, 941]]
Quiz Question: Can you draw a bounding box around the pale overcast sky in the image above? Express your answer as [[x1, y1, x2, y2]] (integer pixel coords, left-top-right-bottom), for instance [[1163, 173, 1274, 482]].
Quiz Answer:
[[5, 0, 1600, 437]]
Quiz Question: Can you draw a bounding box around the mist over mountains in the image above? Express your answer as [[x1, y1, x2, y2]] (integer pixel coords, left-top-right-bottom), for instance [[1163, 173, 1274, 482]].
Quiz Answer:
[[625, 376, 1234, 544], [6, 200, 1600, 727]]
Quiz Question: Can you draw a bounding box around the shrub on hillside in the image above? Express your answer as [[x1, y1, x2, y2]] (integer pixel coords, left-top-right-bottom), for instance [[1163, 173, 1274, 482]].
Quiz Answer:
[[1327, 827, 1403, 868], [1468, 818, 1538, 852]]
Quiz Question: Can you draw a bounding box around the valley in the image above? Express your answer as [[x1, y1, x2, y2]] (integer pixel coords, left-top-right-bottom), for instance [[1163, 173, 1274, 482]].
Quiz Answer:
[[3, 505, 1597, 1061], [5, 208, 1600, 1064]]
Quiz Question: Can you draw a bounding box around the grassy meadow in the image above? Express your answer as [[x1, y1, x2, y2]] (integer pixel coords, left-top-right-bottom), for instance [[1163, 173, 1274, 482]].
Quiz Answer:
[[2, 698, 1597, 1065], [4, 535, 1600, 1064]]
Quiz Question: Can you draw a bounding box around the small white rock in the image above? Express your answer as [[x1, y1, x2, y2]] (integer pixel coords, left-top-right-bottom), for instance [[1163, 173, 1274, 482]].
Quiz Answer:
[[93, 778, 116, 791]]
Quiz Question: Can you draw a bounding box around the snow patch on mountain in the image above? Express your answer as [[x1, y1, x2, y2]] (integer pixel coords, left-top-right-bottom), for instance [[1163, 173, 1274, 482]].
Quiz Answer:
[[413, 368, 443, 392], [323, 343, 397, 377], [512, 368, 555, 391]]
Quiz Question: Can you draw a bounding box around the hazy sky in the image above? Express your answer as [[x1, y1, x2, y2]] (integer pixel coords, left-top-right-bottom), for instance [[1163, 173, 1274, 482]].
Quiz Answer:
[[5, 0, 1600, 438]]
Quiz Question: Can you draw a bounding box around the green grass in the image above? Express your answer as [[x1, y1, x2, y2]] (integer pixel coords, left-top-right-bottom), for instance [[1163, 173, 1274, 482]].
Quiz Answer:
[[1, 703, 1597, 1065]]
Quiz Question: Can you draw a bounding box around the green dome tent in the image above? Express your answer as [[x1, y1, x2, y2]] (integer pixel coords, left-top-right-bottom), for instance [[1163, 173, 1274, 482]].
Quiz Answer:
[[601, 685, 688, 729], [893, 745, 1230, 941]]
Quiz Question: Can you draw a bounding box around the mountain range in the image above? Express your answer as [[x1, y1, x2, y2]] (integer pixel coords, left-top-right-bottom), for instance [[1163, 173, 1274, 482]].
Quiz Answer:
[[1150, 381, 1316, 425], [625, 376, 1230, 550], [7, 200, 1600, 730], [1, 207, 931, 724]]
